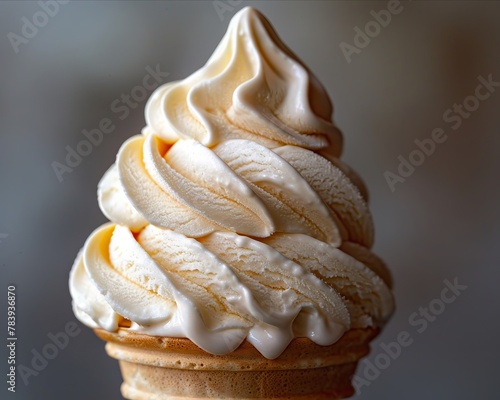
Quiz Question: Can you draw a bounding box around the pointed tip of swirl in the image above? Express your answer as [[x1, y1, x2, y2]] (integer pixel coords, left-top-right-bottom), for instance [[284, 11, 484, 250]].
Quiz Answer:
[[145, 5, 342, 155]]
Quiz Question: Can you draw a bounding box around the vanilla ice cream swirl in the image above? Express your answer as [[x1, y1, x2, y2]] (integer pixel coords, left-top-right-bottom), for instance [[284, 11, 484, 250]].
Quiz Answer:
[[69, 7, 394, 359]]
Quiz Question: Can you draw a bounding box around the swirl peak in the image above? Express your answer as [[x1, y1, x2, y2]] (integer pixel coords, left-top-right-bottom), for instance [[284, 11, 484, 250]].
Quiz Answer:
[[144, 6, 343, 155]]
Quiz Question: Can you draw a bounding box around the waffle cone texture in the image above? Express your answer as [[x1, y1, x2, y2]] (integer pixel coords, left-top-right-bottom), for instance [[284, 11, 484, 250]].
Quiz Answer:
[[95, 327, 379, 399]]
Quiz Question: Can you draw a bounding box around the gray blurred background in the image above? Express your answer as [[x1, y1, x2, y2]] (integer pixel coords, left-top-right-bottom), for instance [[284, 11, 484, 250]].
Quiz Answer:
[[1, 1, 499, 399]]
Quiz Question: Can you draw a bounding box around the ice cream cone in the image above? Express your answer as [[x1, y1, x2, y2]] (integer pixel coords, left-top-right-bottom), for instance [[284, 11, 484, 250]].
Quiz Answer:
[[95, 327, 379, 399], [69, 7, 395, 399]]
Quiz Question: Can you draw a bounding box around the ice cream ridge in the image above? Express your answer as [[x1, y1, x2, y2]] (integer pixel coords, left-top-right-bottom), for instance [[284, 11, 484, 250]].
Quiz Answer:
[[69, 7, 394, 362]]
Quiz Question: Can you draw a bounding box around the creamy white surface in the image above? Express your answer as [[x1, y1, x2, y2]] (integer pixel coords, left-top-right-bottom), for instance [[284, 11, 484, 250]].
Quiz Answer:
[[69, 7, 394, 359]]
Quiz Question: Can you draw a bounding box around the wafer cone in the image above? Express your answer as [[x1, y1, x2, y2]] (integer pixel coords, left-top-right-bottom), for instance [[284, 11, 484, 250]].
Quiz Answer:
[[95, 327, 378, 399]]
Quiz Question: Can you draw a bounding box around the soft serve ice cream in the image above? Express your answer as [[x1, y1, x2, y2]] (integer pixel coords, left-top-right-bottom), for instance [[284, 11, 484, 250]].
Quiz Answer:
[[69, 7, 394, 360]]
